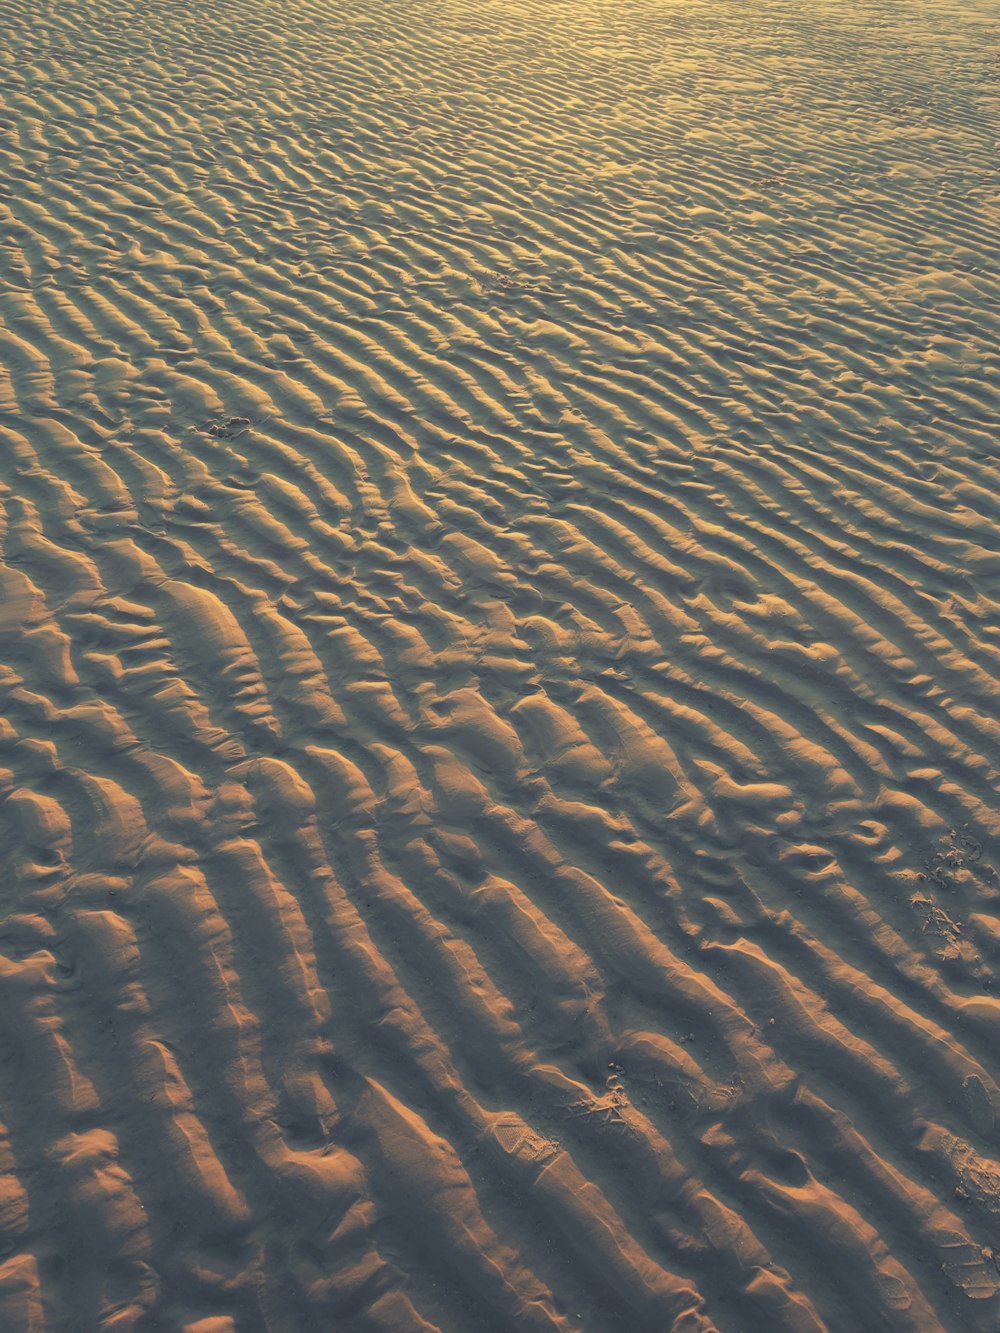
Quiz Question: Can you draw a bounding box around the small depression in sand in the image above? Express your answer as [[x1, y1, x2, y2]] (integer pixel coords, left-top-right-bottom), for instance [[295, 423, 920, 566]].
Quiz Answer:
[[0, 0, 999, 1328]]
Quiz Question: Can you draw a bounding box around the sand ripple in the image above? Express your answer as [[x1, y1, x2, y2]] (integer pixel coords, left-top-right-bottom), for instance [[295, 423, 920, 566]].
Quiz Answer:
[[1, 0, 999, 1328]]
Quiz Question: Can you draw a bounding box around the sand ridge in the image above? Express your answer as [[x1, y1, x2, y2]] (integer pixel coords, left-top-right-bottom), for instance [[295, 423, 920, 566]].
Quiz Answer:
[[1, 0, 999, 1328]]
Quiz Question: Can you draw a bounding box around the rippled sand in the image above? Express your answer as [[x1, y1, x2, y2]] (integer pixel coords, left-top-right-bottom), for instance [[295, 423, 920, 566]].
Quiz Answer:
[[1, 0, 999, 1328]]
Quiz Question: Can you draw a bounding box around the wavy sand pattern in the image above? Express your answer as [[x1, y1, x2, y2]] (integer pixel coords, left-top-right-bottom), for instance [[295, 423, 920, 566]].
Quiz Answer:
[[1, 0, 999, 1328]]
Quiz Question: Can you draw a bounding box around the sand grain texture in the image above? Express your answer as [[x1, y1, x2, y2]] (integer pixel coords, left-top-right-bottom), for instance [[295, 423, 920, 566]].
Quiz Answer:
[[1, 0, 1000, 1328]]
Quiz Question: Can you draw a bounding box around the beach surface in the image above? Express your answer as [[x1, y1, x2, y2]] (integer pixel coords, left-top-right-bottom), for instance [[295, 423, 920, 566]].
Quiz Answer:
[[1, 0, 1000, 1328]]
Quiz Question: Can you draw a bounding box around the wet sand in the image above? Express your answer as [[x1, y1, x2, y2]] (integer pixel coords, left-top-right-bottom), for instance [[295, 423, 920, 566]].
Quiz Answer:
[[1, 0, 999, 1328]]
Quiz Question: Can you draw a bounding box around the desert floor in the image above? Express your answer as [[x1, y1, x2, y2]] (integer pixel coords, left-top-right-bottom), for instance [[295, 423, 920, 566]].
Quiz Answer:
[[1, 0, 999, 1329]]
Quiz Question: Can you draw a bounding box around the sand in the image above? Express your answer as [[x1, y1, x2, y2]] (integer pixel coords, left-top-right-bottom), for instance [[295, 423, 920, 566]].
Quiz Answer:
[[0, 0, 999, 1327]]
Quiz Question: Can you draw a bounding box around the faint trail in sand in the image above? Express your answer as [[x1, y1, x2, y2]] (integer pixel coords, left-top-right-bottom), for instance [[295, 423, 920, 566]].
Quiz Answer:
[[1, 0, 999, 1328]]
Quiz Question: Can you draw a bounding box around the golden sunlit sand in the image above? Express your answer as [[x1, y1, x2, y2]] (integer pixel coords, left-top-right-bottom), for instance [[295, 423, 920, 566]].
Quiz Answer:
[[1, 0, 999, 1328]]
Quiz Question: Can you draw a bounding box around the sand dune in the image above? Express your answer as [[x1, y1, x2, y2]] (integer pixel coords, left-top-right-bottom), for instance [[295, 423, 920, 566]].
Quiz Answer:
[[1, 0, 999, 1327]]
